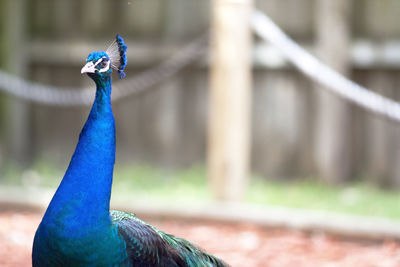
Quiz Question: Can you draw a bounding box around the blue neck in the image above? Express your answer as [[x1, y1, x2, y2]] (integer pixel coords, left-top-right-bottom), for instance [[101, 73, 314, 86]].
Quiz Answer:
[[43, 75, 115, 231]]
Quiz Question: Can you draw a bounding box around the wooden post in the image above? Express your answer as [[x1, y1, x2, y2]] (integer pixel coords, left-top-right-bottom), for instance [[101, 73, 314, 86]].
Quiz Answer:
[[314, 0, 352, 183], [208, 0, 253, 201], [0, 0, 31, 165]]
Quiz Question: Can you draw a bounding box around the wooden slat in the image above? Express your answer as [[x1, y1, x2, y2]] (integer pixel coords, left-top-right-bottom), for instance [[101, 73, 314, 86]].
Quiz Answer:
[[313, 0, 353, 183], [1, 0, 32, 165], [52, 0, 77, 36], [31, 0, 52, 35], [81, 0, 107, 34], [256, 0, 314, 38], [162, 0, 210, 40], [28, 38, 400, 68], [363, 71, 396, 185], [122, 0, 163, 36], [29, 39, 196, 66]]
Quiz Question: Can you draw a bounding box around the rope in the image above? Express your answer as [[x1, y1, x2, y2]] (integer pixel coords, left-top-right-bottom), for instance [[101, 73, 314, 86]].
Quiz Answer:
[[1, 10, 400, 123], [251, 9, 400, 122], [0, 34, 208, 106]]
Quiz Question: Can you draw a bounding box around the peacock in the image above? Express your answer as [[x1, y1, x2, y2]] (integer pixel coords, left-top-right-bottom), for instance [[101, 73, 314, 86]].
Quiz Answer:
[[32, 35, 228, 267]]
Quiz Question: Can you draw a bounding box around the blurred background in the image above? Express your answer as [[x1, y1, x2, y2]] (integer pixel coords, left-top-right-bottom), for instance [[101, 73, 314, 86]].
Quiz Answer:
[[0, 0, 400, 213], [1, 0, 400, 265]]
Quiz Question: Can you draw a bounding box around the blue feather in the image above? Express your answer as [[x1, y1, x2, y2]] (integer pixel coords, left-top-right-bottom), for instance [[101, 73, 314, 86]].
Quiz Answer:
[[115, 34, 128, 79]]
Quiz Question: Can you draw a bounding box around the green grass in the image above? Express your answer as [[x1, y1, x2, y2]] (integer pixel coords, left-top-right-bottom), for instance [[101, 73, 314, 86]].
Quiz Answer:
[[248, 177, 400, 220], [112, 165, 210, 203], [1, 162, 400, 220]]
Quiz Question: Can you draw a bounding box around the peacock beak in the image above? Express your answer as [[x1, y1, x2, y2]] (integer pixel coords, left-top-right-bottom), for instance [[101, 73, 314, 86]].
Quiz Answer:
[[81, 62, 96, 74]]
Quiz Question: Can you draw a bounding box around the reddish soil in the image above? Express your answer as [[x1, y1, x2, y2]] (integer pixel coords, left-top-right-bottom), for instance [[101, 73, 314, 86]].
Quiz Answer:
[[1, 211, 400, 267]]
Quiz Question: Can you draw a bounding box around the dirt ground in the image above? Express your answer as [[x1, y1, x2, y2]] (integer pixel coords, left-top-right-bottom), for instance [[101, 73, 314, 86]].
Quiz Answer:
[[1, 211, 400, 267]]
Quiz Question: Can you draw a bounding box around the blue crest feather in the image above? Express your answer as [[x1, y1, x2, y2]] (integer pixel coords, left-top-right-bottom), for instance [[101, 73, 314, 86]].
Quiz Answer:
[[115, 34, 127, 79], [106, 34, 128, 79]]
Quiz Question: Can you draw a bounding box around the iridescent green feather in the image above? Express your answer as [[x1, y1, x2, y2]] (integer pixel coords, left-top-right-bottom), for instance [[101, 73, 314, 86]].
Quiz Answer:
[[110, 211, 229, 267]]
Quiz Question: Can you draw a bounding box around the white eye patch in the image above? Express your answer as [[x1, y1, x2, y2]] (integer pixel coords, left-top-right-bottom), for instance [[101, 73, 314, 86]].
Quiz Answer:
[[94, 57, 111, 73]]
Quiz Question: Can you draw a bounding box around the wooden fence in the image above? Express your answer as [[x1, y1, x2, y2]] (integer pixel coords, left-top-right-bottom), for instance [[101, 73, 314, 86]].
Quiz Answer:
[[1, 0, 400, 185]]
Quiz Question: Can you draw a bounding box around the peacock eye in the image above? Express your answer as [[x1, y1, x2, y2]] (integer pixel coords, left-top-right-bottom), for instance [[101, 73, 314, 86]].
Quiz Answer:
[[100, 59, 108, 67]]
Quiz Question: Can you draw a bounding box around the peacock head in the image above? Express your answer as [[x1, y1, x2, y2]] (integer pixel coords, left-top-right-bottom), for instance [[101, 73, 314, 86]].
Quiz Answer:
[[81, 34, 128, 82]]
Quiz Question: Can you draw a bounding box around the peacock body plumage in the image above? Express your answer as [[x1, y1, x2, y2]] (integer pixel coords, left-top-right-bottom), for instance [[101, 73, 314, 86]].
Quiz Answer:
[[32, 35, 228, 267]]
